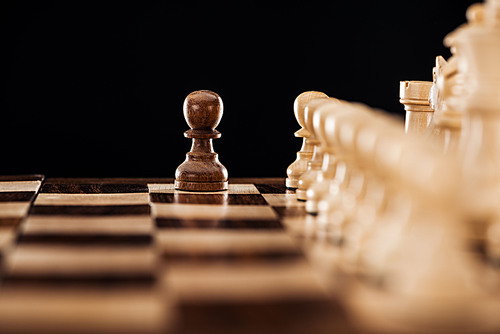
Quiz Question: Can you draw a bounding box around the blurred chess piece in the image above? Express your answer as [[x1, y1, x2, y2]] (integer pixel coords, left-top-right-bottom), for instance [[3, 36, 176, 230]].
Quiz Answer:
[[336, 101, 500, 333], [399, 80, 434, 135], [338, 111, 405, 272], [347, 203, 500, 334], [338, 3, 500, 332], [427, 55, 462, 154], [305, 100, 346, 214], [486, 218, 500, 265], [316, 104, 373, 241], [296, 97, 339, 201], [286, 91, 328, 189], [355, 126, 457, 277], [446, 0, 500, 223]]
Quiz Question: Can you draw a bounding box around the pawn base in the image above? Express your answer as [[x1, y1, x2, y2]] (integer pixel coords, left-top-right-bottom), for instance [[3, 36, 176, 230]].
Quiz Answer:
[[296, 188, 308, 201], [174, 180, 228, 192], [286, 177, 299, 189]]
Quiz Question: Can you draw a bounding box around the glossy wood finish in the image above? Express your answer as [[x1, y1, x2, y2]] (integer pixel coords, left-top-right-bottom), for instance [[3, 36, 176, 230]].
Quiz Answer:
[[41, 183, 149, 194], [151, 193, 268, 205], [175, 90, 228, 191], [155, 218, 284, 230], [0, 177, 348, 334], [30, 205, 151, 215], [13, 172, 499, 333]]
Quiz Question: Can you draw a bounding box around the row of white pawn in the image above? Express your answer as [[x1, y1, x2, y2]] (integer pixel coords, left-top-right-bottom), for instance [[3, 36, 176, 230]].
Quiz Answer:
[[286, 91, 500, 333]]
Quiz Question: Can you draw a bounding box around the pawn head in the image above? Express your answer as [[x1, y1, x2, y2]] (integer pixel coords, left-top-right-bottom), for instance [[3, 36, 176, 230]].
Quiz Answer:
[[313, 99, 343, 144], [293, 91, 328, 129], [304, 98, 339, 135], [183, 90, 223, 130]]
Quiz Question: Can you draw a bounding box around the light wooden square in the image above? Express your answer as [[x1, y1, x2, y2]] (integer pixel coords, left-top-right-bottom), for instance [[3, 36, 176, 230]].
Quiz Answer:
[[0, 226, 16, 252], [0, 287, 169, 334], [152, 204, 278, 220], [157, 229, 298, 254], [34, 193, 150, 206], [6, 245, 156, 276], [0, 203, 31, 217], [23, 215, 152, 235], [162, 260, 328, 303], [262, 194, 305, 207], [0, 181, 41, 193]]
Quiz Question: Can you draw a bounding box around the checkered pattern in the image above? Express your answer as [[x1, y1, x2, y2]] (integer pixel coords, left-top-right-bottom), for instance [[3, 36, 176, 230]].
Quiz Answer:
[[0, 175, 43, 265], [0, 178, 166, 334], [0, 177, 348, 334]]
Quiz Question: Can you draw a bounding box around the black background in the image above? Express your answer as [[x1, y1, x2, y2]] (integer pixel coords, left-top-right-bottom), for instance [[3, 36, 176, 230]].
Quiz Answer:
[[0, 0, 477, 178]]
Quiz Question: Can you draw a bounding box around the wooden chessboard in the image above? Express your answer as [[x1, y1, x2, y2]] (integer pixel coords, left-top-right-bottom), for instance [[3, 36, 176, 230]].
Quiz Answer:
[[0, 176, 354, 334]]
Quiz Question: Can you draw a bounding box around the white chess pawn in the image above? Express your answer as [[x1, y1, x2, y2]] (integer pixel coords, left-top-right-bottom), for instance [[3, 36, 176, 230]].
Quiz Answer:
[[446, 0, 500, 224], [316, 104, 371, 239], [296, 98, 339, 201], [427, 55, 462, 154], [334, 111, 401, 269], [305, 100, 346, 214], [286, 91, 329, 189]]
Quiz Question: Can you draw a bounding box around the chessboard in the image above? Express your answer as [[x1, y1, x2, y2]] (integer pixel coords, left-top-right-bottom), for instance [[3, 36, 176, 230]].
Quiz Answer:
[[0, 176, 354, 334]]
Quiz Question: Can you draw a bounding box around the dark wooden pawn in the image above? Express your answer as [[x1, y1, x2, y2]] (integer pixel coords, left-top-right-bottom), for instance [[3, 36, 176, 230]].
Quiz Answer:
[[174, 90, 228, 191]]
